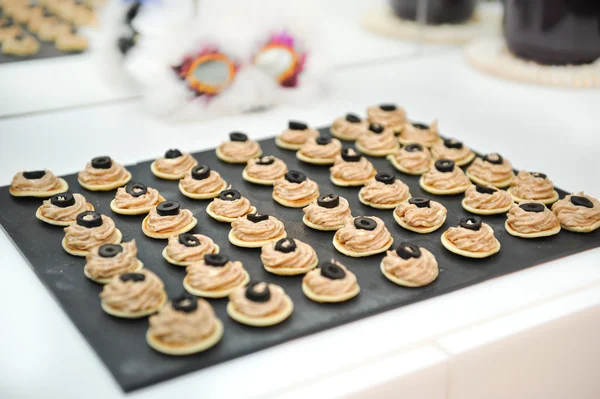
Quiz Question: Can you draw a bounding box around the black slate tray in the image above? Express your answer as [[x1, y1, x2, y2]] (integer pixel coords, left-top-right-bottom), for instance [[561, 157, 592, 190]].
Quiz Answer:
[[0, 128, 598, 392], [0, 8, 84, 64]]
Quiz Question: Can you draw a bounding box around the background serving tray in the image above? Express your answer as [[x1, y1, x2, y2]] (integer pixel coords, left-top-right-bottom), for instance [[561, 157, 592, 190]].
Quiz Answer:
[[0, 128, 598, 392]]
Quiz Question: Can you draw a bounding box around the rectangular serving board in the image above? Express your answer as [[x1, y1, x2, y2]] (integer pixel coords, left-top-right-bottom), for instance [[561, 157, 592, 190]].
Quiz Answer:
[[0, 8, 84, 64], [0, 128, 598, 392]]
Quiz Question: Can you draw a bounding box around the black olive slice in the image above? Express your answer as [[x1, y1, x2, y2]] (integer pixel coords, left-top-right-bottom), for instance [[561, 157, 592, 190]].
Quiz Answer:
[[245, 282, 271, 302], [274, 238, 296, 253], [229, 132, 248, 142], [354, 216, 377, 231], [435, 159, 455, 173], [98, 244, 123, 258], [171, 293, 198, 313], [459, 216, 482, 231], [178, 233, 200, 247], [156, 200, 180, 216], [475, 184, 497, 195], [345, 113, 361, 123], [519, 203, 546, 213], [284, 170, 307, 184], [76, 211, 102, 228], [91, 156, 112, 169], [570, 196, 593, 208], [289, 120, 308, 130], [219, 189, 241, 201], [204, 253, 229, 266], [125, 182, 147, 198], [50, 192, 75, 208], [191, 164, 210, 180], [317, 194, 340, 209], [23, 170, 46, 179], [164, 149, 183, 159], [396, 242, 422, 259], [247, 213, 268, 223], [408, 197, 430, 208], [341, 148, 362, 162], [120, 272, 145, 282], [379, 104, 397, 111], [404, 143, 423, 152], [369, 123, 384, 134], [320, 261, 346, 280]]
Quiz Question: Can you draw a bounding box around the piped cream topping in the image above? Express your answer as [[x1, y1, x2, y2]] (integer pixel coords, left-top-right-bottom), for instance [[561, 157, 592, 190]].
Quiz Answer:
[[303, 261, 358, 296], [507, 202, 560, 234], [85, 240, 140, 280], [209, 196, 253, 218], [367, 106, 406, 128], [100, 269, 165, 313], [185, 260, 247, 292], [230, 216, 285, 242], [330, 153, 377, 182], [78, 161, 129, 186], [334, 216, 391, 253], [445, 223, 498, 252], [261, 239, 317, 271], [40, 193, 89, 222], [165, 234, 218, 263], [298, 137, 342, 159], [218, 140, 262, 160], [148, 299, 218, 345], [273, 177, 319, 202], [399, 121, 440, 146], [463, 185, 513, 210], [153, 153, 197, 176], [466, 154, 514, 184], [389, 146, 432, 172], [279, 127, 319, 145], [381, 247, 438, 286], [229, 283, 288, 318], [244, 157, 288, 181], [357, 128, 399, 152], [145, 208, 194, 234], [552, 192, 600, 229], [180, 170, 226, 194], [359, 178, 410, 205], [422, 164, 470, 190], [510, 171, 555, 200], [331, 117, 368, 139], [114, 186, 161, 209], [11, 170, 63, 192], [64, 215, 119, 250], [302, 196, 352, 228], [394, 200, 447, 228]]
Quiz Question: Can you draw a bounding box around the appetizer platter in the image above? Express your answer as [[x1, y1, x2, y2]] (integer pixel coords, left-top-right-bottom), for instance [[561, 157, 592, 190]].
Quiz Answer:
[[1, 106, 599, 392]]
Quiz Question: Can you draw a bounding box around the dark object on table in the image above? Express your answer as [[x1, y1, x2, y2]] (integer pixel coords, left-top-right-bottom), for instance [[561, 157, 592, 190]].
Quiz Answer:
[[503, 0, 600, 65], [389, 0, 477, 25]]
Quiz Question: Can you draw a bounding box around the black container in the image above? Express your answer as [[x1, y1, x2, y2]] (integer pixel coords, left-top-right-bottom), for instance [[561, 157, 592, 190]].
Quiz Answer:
[[503, 0, 600, 65], [389, 0, 477, 25]]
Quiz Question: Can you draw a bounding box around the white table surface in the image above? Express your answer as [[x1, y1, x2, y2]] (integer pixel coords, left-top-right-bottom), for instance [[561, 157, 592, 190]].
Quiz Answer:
[[1, 29, 600, 399]]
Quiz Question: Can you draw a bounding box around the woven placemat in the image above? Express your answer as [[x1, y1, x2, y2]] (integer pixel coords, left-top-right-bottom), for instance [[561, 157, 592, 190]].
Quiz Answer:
[[361, 5, 500, 44], [465, 37, 600, 89]]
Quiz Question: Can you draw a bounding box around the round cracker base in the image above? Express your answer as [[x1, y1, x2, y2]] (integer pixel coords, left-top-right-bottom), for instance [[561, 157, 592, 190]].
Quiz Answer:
[[264, 256, 319, 276], [465, 171, 513, 188], [242, 168, 280, 186], [330, 127, 361, 142], [387, 154, 430, 175], [228, 229, 287, 248], [296, 151, 336, 165], [183, 271, 250, 298], [9, 178, 69, 198], [146, 318, 223, 355], [161, 244, 220, 267], [380, 261, 439, 287], [559, 219, 600, 233], [84, 259, 144, 284], [358, 192, 408, 209], [227, 295, 294, 327], [302, 215, 345, 231], [504, 221, 561, 238], [508, 188, 559, 205], [141, 216, 197, 239], [330, 173, 375, 187], [393, 210, 445, 233], [62, 229, 123, 257], [216, 146, 262, 164], [206, 203, 256, 223], [35, 201, 95, 226], [101, 290, 167, 319], [179, 181, 227, 200], [275, 137, 303, 151], [433, 151, 476, 167], [273, 192, 319, 208], [150, 161, 196, 181], [398, 137, 438, 148], [461, 199, 513, 215], [78, 172, 132, 192], [419, 176, 470, 195], [332, 236, 394, 258], [302, 282, 360, 303], [355, 142, 399, 157], [109, 195, 166, 216], [441, 231, 501, 258]]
